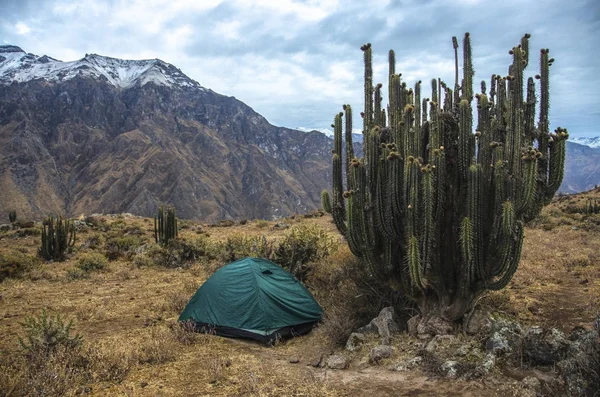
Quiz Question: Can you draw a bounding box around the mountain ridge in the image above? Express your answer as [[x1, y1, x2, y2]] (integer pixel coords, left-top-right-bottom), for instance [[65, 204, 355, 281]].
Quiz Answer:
[[0, 46, 339, 221]]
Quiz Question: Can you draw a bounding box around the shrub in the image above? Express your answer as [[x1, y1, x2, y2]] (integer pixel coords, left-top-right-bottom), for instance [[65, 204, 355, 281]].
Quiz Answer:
[[0, 251, 39, 282], [104, 235, 143, 260], [76, 252, 108, 272], [18, 310, 83, 356], [216, 234, 274, 263], [273, 225, 338, 281], [149, 236, 214, 268]]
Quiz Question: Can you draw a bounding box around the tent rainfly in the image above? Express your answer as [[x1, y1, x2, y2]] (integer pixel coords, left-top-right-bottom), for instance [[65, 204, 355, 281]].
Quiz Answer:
[[179, 257, 323, 344]]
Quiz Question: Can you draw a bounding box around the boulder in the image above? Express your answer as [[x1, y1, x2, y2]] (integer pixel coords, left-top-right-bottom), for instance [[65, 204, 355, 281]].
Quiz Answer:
[[407, 315, 421, 336], [327, 354, 349, 370], [416, 315, 453, 337], [369, 345, 394, 364], [485, 316, 523, 356], [440, 360, 460, 379], [358, 307, 401, 341], [464, 306, 492, 335], [345, 332, 366, 352], [557, 327, 600, 397], [523, 326, 569, 365]]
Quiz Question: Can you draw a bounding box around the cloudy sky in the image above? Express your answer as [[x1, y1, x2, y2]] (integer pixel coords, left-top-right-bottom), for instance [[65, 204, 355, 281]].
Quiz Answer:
[[2, 0, 598, 137]]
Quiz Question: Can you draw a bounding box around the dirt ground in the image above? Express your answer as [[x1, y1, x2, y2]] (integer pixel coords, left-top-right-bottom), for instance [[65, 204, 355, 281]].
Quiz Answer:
[[0, 193, 599, 396]]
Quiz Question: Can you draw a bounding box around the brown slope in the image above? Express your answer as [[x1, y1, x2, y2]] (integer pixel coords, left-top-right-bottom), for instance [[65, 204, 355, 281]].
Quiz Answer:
[[0, 76, 333, 221]]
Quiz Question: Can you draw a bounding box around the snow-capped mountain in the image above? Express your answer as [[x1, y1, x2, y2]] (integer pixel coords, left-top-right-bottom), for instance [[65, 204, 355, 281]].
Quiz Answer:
[[0, 45, 201, 89], [569, 136, 600, 149]]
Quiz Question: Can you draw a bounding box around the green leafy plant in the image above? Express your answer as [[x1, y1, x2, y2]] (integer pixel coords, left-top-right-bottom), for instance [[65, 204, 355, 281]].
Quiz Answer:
[[326, 33, 567, 323], [38, 215, 76, 261], [76, 252, 108, 272], [18, 310, 83, 355]]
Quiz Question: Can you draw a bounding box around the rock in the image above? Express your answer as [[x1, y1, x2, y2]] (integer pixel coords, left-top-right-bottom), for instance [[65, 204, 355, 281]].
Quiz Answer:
[[557, 327, 600, 397], [16, 221, 34, 228], [310, 355, 323, 368], [327, 354, 349, 370], [407, 315, 421, 336], [288, 357, 299, 364], [523, 326, 569, 365], [440, 360, 460, 379], [369, 345, 394, 364], [0, 224, 11, 232], [425, 334, 456, 353], [416, 315, 453, 337], [485, 316, 523, 356], [345, 332, 366, 352], [465, 306, 492, 335], [357, 307, 401, 340], [521, 376, 541, 392], [480, 353, 496, 374], [272, 222, 290, 230], [486, 332, 510, 355], [390, 356, 423, 371]]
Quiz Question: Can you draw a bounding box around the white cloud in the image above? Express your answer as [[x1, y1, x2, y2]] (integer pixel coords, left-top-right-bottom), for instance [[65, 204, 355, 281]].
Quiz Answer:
[[15, 22, 31, 35]]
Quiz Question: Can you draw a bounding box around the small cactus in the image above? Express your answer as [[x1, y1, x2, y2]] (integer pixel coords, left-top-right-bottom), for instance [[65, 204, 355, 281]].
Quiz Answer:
[[321, 190, 332, 214], [154, 206, 178, 246], [8, 210, 16, 224]]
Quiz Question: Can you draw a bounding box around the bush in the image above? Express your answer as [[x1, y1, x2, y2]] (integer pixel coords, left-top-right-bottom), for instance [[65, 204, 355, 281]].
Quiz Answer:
[[273, 225, 338, 281], [18, 310, 83, 356], [104, 235, 143, 260], [216, 234, 274, 263], [149, 236, 214, 268], [76, 252, 108, 272], [0, 251, 39, 282]]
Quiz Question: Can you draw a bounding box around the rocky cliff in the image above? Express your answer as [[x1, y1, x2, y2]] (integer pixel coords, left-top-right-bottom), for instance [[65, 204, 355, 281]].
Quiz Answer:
[[0, 45, 336, 221]]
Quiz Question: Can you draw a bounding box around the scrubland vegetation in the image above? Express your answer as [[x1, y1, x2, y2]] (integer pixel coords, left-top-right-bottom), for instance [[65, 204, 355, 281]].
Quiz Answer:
[[0, 189, 598, 396]]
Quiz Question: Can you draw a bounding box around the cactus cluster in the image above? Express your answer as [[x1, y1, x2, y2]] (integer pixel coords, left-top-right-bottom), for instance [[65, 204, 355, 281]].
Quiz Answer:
[[39, 216, 76, 261], [583, 199, 599, 214], [154, 206, 178, 246], [328, 33, 567, 321]]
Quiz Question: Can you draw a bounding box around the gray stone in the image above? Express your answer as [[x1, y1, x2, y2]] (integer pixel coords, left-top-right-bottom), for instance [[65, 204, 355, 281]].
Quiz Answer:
[[440, 360, 460, 379], [557, 327, 600, 397], [465, 306, 492, 335], [416, 315, 453, 337], [425, 334, 456, 353], [486, 332, 510, 355], [327, 354, 349, 370], [358, 307, 401, 340], [407, 315, 421, 336], [523, 326, 569, 365], [390, 356, 423, 371], [369, 345, 394, 364], [345, 332, 366, 352], [521, 376, 541, 391]]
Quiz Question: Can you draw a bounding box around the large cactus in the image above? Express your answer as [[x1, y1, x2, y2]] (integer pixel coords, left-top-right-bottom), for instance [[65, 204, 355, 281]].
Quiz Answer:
[[154, 205, 178, 246], [39, 215, 76, 261], [329, 33, 567, 322]]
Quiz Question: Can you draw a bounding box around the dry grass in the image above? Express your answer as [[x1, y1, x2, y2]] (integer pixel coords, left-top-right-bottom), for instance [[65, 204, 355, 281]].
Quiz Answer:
[[0, 193, 599, 396]]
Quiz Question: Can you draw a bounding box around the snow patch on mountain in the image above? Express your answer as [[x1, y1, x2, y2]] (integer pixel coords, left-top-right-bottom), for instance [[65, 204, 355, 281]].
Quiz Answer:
[[569, 136, 600, 149], [0, 45, 204, 90]]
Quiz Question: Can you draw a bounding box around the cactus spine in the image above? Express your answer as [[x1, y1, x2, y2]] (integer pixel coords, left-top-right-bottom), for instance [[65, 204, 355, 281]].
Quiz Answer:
[[329, 33, 567, 321], [39, 215, 76, 261], [154, 206, 178, 246]]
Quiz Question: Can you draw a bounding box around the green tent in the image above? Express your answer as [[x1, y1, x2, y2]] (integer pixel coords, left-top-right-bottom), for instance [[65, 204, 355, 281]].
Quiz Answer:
[[179, 257, 323, 344]]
